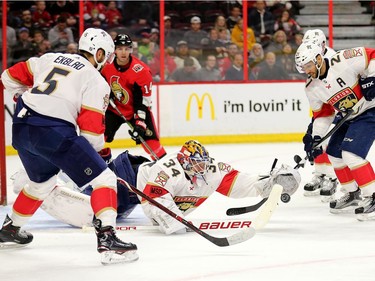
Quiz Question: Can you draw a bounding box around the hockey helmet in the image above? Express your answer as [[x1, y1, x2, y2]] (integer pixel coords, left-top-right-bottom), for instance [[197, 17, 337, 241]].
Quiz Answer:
[[114, 34, 133, 47], [302, 29, 326, 55], [177, 140, 210, 177], [295, 42, 322, 74], [78, 28, 115, 70]]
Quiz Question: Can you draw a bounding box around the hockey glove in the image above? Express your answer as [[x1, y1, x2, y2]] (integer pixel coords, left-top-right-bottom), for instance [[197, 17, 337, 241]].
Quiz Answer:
[[98, 147, 115, 170], [360, 76, 375, 101], [303, 134, 323, 164], [128, 110, 147, 142]]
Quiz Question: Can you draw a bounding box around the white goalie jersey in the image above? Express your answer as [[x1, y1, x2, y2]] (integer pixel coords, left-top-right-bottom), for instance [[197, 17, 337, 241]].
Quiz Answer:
[[136, 152, 261, 216]]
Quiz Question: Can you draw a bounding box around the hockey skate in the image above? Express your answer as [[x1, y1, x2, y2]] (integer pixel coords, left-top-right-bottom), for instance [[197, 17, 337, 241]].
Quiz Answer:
[[319, 177, 338, 203], [93, 219, 139, 265], [0, 215, 33, 249], [329, 188, 362, 214], [355, 193, 375, 221], [304, 174, 325, 196]]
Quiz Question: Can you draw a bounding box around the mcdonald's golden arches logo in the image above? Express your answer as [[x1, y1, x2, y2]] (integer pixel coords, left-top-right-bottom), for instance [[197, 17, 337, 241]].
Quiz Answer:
[[186, 93, 215, 121]]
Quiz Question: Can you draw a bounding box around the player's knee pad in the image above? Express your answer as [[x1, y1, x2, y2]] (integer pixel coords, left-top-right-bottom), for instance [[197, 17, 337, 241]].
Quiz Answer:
[[342, 150, 367, 169], [90, 167, 117, 191], [24, 175, 58, 200]]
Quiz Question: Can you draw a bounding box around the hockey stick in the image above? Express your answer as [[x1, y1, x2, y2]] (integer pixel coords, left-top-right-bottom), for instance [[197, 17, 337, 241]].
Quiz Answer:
[[121, 180, 256, 247], [226, 183, 283, 227], [109, 99, 159, 160], [294, 98, 365, 169]]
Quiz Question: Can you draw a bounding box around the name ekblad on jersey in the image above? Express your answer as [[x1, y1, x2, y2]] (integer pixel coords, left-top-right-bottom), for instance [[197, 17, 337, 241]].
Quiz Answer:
[[132, 63, 144, 73], [343, 48, 363, 59]]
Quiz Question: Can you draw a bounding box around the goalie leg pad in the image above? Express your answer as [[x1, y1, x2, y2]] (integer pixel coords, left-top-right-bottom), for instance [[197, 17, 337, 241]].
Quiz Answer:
[[41, 185, 93, 227]]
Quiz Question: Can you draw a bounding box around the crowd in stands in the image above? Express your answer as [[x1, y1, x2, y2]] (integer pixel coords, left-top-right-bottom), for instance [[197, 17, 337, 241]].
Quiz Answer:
[[4, 1, 372, 82]]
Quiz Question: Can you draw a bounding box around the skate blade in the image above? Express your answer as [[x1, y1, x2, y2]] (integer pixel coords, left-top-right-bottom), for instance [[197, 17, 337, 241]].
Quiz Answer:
[[329, 207, 357, 214], [320, 195, 334, 203], [0, 242, 29, 250], [303, 190, 321, 197], [101, 250, 139, 265], [357, 213, 375, 221]]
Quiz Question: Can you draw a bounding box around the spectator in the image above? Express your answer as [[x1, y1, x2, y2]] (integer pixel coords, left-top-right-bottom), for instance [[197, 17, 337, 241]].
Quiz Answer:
[[226, 4, 242, 31], [218, 28, 232, 46], [257, 51, 289, 80], [265, 29, 288, 59], [164, 15, 181, 50], [0, 24, 17, 70], [248, 43, 264, 78], [231, 18, 256, 50], [32, 29, 46, 56], [224, 52, 244, 81], [66, 42, 78, 54], [197, 55, 222, 81], [38, 39, 52, 56], [148, 48, 177, 82], [183, 16, 208, 59], [291, 32, 303, 53], [149, 28, 160, 46], [169, 57, 200, 82], [201, 28, 227, 60], [217, 43, 238, 78], [280, 43, 303, 79], [248, 0, 275, 48], [19, 9, 37, 37], [32, 1, 53, 30], [48, 16, 74, 52], [138, 32, 157, 63], [173, 40, 201, 70], [274, 9, 302, 41], [108, 29, 118, 40], [131, 41, 148, 64], [105, 1, 123, 28], [49, 0, 79, 22], [84, 0, 107, 28], [12, 27, 38, 64], [214, 15, 231, 41]]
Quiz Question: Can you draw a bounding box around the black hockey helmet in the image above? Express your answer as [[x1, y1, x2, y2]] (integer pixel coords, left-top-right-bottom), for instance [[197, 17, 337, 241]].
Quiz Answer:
[[113, 34, 132, 47]]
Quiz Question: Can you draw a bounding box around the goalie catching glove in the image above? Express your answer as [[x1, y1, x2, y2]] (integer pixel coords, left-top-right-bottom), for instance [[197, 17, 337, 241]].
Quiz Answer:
[[129, 110, 147, 141], [254, 164, 301, 198]]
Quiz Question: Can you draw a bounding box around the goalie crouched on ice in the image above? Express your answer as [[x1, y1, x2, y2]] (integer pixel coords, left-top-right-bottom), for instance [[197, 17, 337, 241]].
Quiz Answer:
[[12, 140, 301, 235]]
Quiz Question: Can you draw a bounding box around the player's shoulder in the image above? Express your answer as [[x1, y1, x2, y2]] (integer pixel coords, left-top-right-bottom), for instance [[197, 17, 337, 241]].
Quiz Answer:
[[130, 56, 151, 74]]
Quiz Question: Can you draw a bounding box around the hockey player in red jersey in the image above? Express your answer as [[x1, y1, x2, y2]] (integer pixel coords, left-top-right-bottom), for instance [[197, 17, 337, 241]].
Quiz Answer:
[[101, 33, 166, 160], [295, 42, 375, 220], [0, 28, 138, 264]]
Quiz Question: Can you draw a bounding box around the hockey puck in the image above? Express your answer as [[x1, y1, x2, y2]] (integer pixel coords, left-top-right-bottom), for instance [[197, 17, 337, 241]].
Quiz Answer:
[[281, 193, 291, 203]]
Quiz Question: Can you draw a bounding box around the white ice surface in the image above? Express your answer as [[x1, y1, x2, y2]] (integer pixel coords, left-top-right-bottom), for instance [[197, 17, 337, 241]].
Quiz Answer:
[[1, 143, 375, 281]]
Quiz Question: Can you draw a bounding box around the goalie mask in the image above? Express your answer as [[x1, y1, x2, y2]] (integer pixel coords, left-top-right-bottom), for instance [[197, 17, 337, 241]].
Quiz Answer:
[[177, 140, 210, 177]]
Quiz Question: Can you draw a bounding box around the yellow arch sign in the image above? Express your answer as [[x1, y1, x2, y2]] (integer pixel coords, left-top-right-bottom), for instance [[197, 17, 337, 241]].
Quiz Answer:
[[186, 93, 215, 121]]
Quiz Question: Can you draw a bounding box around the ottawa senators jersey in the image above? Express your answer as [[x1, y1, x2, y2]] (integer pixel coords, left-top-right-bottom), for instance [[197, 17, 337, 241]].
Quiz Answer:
[[305, 47, 375, 136], [136, 152, 260, 215], [101, 55, 153, 120], [1, 52, 110, 151]]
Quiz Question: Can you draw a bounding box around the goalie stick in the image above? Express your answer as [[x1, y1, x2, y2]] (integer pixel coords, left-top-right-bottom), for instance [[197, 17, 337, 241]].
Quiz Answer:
[[109, 99, 159, 160], [121, 180, 256, 247], [226, 184, 283, 230], [294, 98, 365, 169]]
